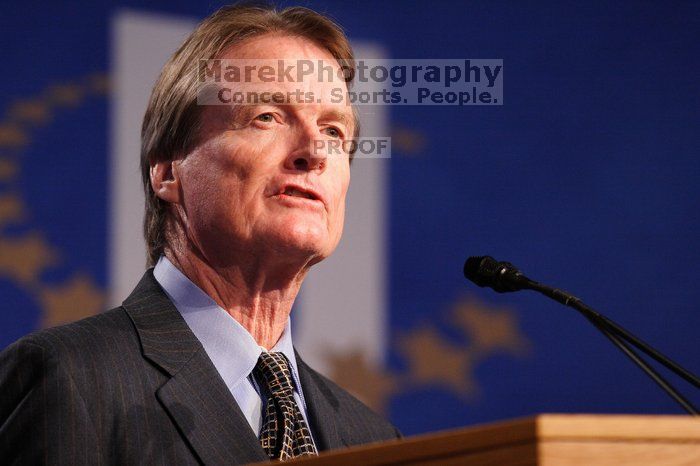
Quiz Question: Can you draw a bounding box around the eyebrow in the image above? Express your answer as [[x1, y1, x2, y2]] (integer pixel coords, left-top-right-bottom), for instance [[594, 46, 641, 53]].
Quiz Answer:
[[227, 103, 252, 123], [222, 102, 356, 135], [223, 103, 260, 130]]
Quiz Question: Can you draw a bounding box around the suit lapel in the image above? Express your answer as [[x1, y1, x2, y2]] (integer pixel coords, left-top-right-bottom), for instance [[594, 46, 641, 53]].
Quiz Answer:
[[295, 353, 346, 451], [123, 271, 267, 465], [155, 355, 266, 465]]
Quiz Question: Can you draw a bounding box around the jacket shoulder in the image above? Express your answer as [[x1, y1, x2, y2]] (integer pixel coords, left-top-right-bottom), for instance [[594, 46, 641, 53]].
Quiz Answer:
[[2, 308, 142, 383], [14, 306, 137, 357], [0, 311, 134, 464]]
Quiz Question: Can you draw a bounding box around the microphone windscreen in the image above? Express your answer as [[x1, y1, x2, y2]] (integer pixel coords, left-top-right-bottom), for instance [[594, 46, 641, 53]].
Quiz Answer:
[[464, 255, 530, 293], [464, 256, 497, 286]]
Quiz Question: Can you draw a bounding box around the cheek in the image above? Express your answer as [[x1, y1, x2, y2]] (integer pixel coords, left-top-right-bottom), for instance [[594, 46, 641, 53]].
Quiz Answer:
[[179, 143, 250, 227], [199, 138, 268, 192], [183, 180, 228, 234], [182, 165, 217, 210]]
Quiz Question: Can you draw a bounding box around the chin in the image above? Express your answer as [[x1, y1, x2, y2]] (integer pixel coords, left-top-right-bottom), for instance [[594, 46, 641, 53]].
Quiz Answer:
[[266, 220, 333, 261]]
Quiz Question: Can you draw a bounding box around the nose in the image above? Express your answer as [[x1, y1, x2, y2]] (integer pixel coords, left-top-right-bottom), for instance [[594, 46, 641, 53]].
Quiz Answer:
[[284, 121, 327, 173]]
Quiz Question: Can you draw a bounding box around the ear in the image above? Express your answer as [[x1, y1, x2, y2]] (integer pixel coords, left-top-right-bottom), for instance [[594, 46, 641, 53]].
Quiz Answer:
[[150, 159, 182, 204]]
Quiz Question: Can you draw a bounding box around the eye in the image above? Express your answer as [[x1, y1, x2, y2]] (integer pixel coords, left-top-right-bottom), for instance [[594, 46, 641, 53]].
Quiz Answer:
[[255, 113, 274, 123], [324, 126, 343, 139]]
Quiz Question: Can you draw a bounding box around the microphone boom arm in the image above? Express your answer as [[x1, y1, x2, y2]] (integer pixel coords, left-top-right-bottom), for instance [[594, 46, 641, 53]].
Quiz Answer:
[[525, 280, 700, 391], [464, 255, 700, 415], [584, 311, 699, 415]]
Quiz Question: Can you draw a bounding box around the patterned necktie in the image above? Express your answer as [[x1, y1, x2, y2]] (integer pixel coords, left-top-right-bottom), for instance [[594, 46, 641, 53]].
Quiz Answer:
[[253, 352, 318, 461]]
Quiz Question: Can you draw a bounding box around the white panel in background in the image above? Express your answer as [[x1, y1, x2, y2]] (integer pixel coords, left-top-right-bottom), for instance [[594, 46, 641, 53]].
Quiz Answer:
[[110, 11, 195, 306], [111, 10, 388, 376], [294, 46, 389, 375]]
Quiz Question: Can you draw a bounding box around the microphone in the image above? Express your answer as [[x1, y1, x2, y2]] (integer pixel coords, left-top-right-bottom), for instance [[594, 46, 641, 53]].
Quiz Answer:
[[463, 255, 700, 415], [463, 256, 533, 293], [464, 256, 580, 307]]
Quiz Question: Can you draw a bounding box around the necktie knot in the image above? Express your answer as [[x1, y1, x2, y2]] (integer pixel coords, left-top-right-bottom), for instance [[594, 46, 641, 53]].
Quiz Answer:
[[254, 352, 295, 397]]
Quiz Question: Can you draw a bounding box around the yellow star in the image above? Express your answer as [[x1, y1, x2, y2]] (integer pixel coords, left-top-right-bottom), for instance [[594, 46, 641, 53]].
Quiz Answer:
[[391, 125, 427, 155], [0, 194, 26, 226], [397, 327, 478, 399], [9, 99, 51, 124], [452, 296, 532, 357], [0, 233, 58, 284], [47, 84, 83, 107], [0, 158, 19, 181], [39, 274, 104, 328], [86, 74, 110, 95], [326, 350, 398, 413], [0, 124, 28, 148]]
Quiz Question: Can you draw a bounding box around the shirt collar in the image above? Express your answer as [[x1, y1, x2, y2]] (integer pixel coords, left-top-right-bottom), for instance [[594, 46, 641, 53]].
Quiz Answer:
[[153, 256, 303, 396]]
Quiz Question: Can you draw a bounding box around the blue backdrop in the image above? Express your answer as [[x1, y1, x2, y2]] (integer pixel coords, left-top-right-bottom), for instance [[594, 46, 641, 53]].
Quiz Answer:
[[1, 0, 698, 436]]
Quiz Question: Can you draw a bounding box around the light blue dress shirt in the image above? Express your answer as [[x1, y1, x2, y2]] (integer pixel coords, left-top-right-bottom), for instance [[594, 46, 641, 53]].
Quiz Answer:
[[153, 256, 314, 438]]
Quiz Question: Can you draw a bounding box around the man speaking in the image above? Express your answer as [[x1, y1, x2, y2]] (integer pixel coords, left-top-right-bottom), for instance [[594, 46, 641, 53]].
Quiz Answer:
[[0, 4, 400, 464]]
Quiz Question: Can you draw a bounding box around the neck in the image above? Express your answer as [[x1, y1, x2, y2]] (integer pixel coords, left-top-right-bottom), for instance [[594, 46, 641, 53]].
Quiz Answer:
[[164, 246, 308, 349]]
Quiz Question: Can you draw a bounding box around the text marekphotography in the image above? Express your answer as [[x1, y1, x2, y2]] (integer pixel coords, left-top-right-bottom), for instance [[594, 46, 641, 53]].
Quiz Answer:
[[197, 58, 503, 106]]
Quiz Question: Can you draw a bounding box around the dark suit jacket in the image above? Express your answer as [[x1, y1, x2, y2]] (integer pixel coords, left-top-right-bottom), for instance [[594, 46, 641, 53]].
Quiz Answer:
[[0, 271, 400, 465]]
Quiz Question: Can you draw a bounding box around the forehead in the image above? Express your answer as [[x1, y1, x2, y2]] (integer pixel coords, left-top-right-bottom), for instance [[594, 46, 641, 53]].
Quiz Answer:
[[215, 33, 354, 121]]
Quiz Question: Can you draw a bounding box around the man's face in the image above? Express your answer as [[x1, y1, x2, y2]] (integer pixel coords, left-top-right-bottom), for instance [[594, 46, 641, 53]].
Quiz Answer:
[[172, 34, 353, 267]]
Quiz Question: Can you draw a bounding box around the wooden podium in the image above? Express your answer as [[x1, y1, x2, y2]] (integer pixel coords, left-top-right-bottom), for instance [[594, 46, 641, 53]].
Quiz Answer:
[[273, 414, 700, 465]]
